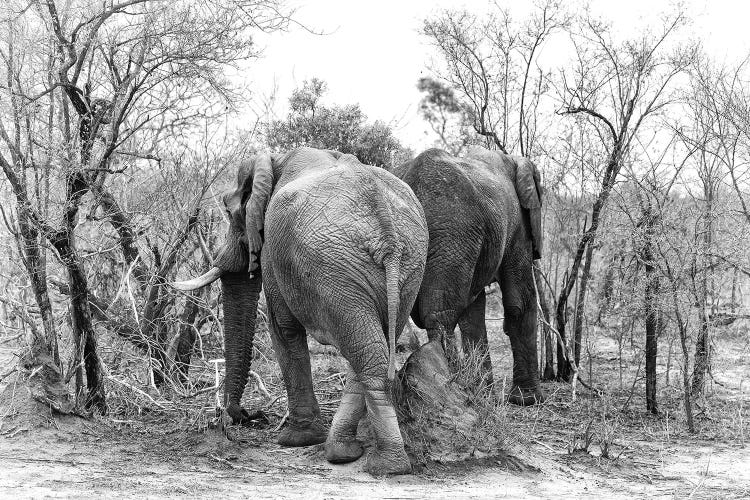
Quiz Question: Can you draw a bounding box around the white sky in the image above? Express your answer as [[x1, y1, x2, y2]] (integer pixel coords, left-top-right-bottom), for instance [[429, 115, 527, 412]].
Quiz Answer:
[[246, 0, 750, 150]]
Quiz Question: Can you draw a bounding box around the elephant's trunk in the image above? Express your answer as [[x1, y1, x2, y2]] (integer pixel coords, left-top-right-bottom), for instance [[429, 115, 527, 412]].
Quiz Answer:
[[221, 270, 262, 423]]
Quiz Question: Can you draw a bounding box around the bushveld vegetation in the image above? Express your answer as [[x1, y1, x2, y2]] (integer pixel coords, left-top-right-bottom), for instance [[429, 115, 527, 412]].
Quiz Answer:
[[0, 0, 748, 495]]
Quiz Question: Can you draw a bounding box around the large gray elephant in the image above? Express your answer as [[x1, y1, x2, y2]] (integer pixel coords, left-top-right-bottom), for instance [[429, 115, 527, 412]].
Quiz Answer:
[[174, 147, 428, 476], [392, 146, 545, 405]]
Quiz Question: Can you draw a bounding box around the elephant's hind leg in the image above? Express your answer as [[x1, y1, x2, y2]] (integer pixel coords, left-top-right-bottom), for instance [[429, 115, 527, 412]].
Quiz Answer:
[[458, 289, 495, 391], [361, 376, 410, 476], [324, 367, 366, 464], [266, 303, 327, 446], [337, 315, 411, 476]]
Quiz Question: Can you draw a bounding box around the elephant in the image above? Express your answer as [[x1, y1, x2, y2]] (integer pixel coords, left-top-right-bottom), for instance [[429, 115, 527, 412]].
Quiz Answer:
[[174, 147, 428, 476], [392, 146, 545, 405]]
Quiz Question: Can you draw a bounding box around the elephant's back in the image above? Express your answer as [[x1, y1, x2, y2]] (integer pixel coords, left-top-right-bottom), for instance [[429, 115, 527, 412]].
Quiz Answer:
[[399, 148, 516, 215], [266, 162, 427, 270], [396, 148, 518, 295]]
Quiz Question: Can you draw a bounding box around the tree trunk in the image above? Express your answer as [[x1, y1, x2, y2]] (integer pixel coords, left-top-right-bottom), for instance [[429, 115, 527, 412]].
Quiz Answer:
[[677, 313, 695, 433], [174, 290, 201, 384], [17, 211, 60, 366], [691, 182, 714, 398], [48, 168, 106, 411], [534, 266, 555, 380], [573, 242, 594, 367], [52, 234, 106, 411], [643, 209, 659, 414], [555, 145, 623, 383], [691, 308, 710, 398], [140, 207, 201, 387]]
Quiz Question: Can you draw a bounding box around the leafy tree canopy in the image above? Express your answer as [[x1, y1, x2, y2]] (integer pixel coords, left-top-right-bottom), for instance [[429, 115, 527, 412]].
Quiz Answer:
[[267, 78, 411, 167]]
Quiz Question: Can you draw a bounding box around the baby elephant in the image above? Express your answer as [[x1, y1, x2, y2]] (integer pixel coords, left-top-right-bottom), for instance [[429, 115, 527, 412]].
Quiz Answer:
[[175, 147, 428, 475]]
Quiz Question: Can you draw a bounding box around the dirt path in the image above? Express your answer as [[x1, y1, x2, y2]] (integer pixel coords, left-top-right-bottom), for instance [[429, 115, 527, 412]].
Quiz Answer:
[[1, 419, 748, 499]]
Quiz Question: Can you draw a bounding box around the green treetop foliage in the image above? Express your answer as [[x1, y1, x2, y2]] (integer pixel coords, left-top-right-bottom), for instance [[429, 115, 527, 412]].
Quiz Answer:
[[416, 76, 473, 155], [267, 78, 411, 168]]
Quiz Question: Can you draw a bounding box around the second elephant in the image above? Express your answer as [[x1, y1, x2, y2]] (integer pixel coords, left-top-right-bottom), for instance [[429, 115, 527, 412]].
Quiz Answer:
[[393, 146, 545, 405]]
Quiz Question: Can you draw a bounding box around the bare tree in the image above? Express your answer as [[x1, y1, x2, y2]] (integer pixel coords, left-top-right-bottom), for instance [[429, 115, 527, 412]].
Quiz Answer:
[[678, 54, 750, 396], [0, 0, 292, 410], [554, 9, 694, 380], [423, 1, 567, 155]]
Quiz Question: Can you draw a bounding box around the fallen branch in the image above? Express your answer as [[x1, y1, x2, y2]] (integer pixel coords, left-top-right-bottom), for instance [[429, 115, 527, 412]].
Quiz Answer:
[[107, 375, 170, 411]]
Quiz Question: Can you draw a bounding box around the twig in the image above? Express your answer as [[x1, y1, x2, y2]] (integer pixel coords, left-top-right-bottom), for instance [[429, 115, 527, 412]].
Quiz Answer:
[[274, 410, 289, 432], [0, 333, 24, 345], [208, 454, 265, 473], [318, 371, 345, 383], [621, 354, 644, 412], [0, 367, 17, 383], [532, 266, 580, 401], [107, 375, 169, 411], [533, 439, 556, 453], [249, 370, 271, 399]]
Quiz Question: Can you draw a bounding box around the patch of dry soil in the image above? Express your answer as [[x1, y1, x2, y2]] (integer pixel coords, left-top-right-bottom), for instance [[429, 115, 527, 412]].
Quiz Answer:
[[1, 416, 748, 499]]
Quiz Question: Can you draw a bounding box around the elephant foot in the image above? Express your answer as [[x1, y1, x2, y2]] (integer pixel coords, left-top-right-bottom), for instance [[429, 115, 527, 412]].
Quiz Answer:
[[364, 447, 412, 477], [324, 439, 365, 464], [277, 420, 328, 447], [225, 403, 267, 426], [507, 385, 545, 406]]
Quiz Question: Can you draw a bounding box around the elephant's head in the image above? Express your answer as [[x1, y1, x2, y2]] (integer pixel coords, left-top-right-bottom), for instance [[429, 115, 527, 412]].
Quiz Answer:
[[172, 152, 275, 424], [467, 147, 543, 260], [216, 152, 274, 275]]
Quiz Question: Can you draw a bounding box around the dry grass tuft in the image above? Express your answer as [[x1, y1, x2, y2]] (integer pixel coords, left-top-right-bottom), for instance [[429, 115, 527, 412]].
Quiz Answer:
[[396, 339, 515, 468]]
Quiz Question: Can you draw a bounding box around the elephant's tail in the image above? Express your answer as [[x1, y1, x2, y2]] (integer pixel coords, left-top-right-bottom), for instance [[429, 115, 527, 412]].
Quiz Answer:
[[384, 250, 400, 381]]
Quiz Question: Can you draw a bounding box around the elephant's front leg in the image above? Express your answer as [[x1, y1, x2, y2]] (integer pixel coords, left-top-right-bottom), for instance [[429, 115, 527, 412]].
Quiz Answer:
[[504, 304, 544, 405], [324, 368, 366, 463], [267, 310, 327, 446], [500, 252, 545, 406]]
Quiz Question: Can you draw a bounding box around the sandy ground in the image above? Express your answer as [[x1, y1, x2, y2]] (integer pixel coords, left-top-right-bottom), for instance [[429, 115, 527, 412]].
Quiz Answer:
[[2, 306, 750, 499], [1, 421, 748, 498]]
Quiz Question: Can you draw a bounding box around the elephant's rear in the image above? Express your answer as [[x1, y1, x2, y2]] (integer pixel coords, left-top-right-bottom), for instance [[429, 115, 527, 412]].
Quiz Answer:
[[394, 149, 505, 324], [264, 161, 427, 345]]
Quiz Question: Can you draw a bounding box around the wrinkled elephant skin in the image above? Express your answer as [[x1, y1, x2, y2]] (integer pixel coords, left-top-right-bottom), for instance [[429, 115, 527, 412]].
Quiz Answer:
[[176, 147, 428, 476], [393, 147, 545, 405]]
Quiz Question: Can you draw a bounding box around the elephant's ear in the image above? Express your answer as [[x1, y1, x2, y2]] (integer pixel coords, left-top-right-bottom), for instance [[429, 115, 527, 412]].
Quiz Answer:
[[242, 152, 274, 273], [514, 157, 543, 260]]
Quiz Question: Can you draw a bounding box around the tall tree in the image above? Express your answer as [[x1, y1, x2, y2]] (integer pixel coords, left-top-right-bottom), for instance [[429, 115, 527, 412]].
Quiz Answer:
[[554, 9, 694, 380], [415, 76, 472, 155]]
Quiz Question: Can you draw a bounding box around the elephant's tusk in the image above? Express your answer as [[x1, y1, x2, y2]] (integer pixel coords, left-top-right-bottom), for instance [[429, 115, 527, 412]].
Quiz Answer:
[[171, 266, 223, 291]]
